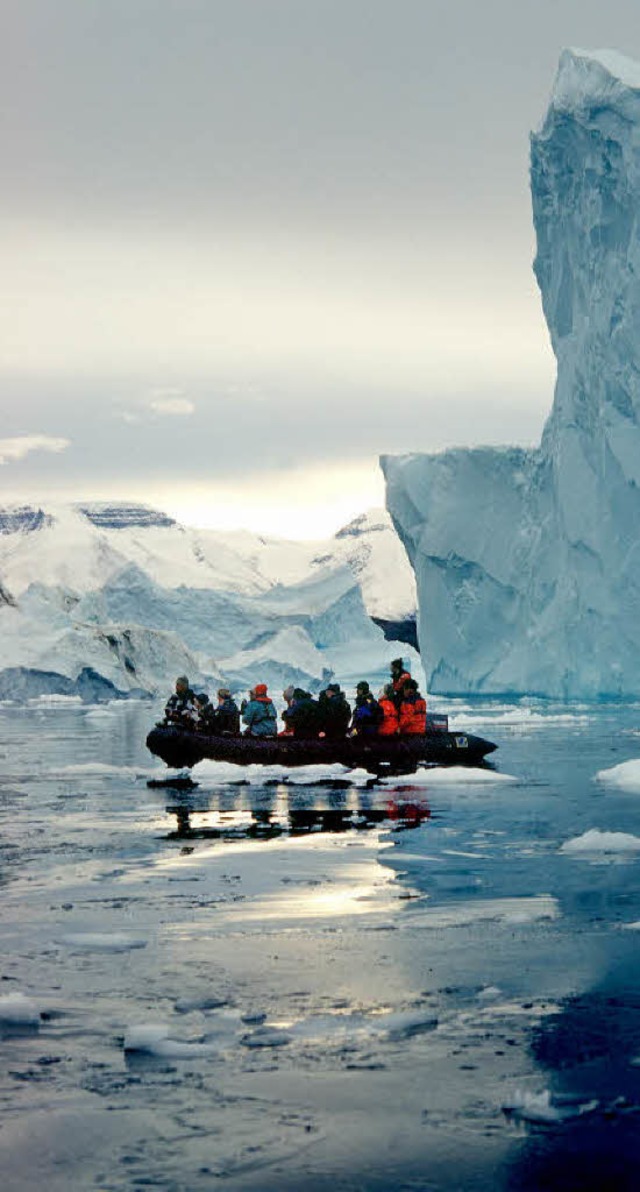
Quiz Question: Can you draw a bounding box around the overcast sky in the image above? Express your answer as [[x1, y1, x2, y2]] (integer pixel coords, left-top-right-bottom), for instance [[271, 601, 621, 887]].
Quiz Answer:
[[2, 0, 640, 537]]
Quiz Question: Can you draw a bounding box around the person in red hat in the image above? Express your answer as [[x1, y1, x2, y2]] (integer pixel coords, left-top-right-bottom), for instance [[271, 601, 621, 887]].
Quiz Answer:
[[241, 683, 278, 737]]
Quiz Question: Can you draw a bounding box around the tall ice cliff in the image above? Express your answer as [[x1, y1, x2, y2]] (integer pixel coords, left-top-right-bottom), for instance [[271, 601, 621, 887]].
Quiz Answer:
[[383, 49, 640, 698]]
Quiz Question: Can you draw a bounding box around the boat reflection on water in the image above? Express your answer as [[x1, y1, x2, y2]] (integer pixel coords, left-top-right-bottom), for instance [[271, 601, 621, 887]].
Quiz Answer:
[[163, 787, 432, 842]]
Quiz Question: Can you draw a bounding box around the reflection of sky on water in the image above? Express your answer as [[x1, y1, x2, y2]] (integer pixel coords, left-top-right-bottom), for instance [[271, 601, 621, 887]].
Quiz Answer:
[[4, 700, 640, 1186]]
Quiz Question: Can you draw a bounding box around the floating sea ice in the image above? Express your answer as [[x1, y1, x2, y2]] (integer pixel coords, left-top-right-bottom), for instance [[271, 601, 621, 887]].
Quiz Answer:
[[239, 1025, 292, 1048], [503, 1088, 598, 1124], [174, 995, 230, 1014], [247, 763, 372, 787], [190, 759, 250, 783], [123, 1023, 220, 1057], [595, 759, 640, 791], [450, 708, 591, 731], [283, 1007, 437, 1046], [190, 760, 374, 787], [0, 991, 41, 1025], [560, 829, 640, 855], [380, 1009, 439, 1040], [59, 932, 148, 952], [378, 766, 518, 787], [477, 985, 502, 1002]]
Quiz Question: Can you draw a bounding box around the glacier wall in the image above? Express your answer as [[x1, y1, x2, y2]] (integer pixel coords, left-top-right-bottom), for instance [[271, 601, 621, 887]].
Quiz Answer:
[[0, 503, 418, 701], [383, 48, 640, 699]]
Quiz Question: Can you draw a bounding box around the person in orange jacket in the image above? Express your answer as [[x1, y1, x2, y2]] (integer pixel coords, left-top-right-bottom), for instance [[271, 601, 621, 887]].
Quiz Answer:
[[377, 684, 400, 735], [398, 678, 427, 735]]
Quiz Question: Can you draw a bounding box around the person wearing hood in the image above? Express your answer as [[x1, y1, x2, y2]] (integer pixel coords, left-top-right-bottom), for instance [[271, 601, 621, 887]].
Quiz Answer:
[[212, 688, 240, 735], [242, 683, 278, 737], [318, 683, 351, 738], [279, 685, 296, 736], [282, 688, 321, 738]]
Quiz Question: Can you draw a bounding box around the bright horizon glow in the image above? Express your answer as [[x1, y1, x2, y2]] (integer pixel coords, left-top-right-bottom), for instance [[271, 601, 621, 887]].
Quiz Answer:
[[153, 459, 387, 539], [3, 458, 387, 541]]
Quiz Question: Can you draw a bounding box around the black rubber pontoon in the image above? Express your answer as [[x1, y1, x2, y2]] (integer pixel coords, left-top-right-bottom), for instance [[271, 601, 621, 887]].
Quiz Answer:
[[146, 723, 497, 774]]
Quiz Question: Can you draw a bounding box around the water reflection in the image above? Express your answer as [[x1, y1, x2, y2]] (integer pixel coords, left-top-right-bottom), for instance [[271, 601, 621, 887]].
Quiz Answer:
[[507, 955, 640, 1190], [164, 786, 432, 842]]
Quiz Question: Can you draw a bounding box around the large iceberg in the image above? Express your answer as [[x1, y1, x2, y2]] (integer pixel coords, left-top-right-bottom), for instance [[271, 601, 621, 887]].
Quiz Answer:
[[383, 48, 640, 699]]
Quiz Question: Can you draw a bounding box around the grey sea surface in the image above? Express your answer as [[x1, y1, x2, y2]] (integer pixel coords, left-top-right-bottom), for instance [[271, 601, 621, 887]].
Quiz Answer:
[[2, 698, 640, 1190]]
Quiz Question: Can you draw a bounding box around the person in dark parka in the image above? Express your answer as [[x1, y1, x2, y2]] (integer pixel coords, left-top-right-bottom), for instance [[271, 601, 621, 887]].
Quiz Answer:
[[350, 681, 383, 737], [318, 683, 351, 738], [212, 688, 240, 734], [164, 676, 199, 728], [282, 688, 322, 738]]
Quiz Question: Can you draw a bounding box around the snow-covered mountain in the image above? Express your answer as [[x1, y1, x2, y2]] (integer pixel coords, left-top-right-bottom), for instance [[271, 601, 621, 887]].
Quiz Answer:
[[0, 502, 417, 701], [384, 49, 640, 699]]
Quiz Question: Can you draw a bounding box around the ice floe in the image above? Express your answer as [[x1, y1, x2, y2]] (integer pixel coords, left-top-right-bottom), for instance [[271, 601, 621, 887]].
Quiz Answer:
[[123, 1023, 219, 1057], [560, 829, 640, 855], [595, 759, 640, 791], [0, 991, 41, 1025], [476, 985, 502, 1002], [448, 707, 591, 731], [503, 1088, 598, 1124], [59, 932, 148, 951], [378, 766, 518, 787], [191, 758, 373, 787], [240, 1025, 292, 1048]]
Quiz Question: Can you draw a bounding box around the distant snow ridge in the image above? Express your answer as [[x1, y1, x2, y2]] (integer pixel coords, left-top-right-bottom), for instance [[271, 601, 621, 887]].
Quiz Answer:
[[0, 503, 418, 700], [0, 506, 51, 535], [383, 48, 640, 698], [78, 503, 176, 529]]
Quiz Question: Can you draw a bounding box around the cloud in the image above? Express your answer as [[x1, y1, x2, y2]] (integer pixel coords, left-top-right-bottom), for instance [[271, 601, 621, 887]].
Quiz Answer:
[[146, 390, 195, 417], [0, 435, 70, 465]]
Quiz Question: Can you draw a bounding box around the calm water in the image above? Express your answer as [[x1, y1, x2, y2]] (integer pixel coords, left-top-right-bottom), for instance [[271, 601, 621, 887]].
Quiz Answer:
[[2, 697, 640, 1190]]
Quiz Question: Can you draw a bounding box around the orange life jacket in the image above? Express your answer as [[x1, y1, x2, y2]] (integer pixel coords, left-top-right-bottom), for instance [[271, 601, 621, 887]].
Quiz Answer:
[[377, 697, 399, 736], [392, 671, 412, 696], [398, 695, 427, 735]]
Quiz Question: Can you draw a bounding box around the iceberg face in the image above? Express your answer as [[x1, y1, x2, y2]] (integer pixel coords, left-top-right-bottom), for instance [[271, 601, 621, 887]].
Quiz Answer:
[[383, 49, 640, 699]]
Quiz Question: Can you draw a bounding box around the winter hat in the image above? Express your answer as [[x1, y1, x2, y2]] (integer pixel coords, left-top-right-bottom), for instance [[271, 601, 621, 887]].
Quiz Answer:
[[217, 687, 231, 699], [326, 683, 341, 695], [356, 681, 370, 694], [254, 683, 268, 697], [391, 659, 403, 671]]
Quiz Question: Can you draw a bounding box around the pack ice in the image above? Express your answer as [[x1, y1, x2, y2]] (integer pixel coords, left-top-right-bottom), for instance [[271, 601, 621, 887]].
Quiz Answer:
[[383, 49, 640, 698]]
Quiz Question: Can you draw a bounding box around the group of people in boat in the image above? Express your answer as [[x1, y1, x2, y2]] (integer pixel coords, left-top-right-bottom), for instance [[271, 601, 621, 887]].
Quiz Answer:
[[162, 659, 427, 740]]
